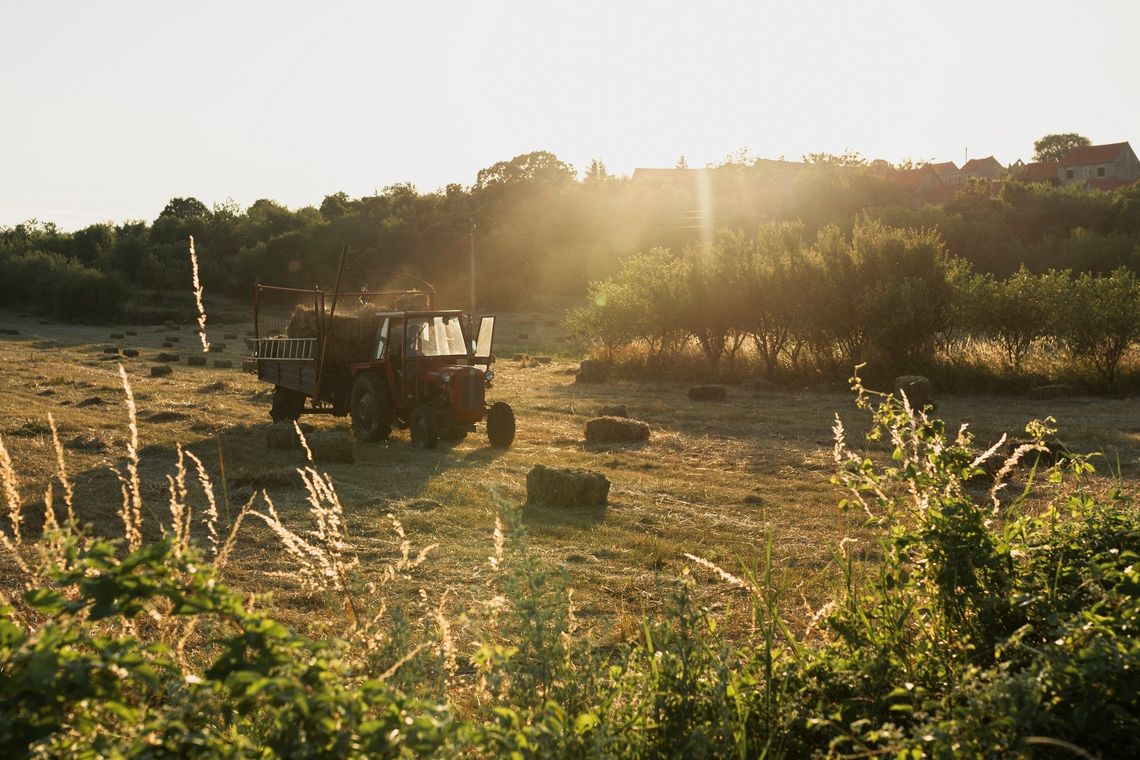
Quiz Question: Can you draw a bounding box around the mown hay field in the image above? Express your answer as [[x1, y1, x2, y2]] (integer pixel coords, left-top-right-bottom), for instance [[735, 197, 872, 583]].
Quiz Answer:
[[2, 308, 1139, 644]]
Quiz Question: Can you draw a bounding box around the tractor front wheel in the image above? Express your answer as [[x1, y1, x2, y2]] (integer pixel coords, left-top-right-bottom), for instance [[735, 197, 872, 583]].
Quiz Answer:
[[410, 406, 439, 449], [270, 386, 305, 423], [350, 373, 393, 442], [486, 401, 516, 448]]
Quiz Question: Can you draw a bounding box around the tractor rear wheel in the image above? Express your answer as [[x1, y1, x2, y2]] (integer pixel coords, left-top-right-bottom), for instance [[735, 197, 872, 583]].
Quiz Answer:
[[350, 373, 393, 442], [486, 401, 516, 448], [270, 386, 305, 423], [410, 406, 439, 449]]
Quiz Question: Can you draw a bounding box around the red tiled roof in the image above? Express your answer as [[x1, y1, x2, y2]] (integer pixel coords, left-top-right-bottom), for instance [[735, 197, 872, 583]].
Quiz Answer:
[[891, 165, 941, 189], [1023, 161, 1060, 182], [930, 161, 958, 176], [961, 156, 1002, 173], [1060, 142, 1129, 166]]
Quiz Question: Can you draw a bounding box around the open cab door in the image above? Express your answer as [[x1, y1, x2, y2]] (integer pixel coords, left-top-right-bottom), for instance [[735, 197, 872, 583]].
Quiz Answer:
[[472, 316, 495, 367]]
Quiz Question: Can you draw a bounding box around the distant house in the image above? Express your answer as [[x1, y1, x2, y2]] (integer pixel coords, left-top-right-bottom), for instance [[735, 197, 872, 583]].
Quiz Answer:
[[1020, 161, 1062, 183], [891, 164, 945, 204], [1057, 142, 1140, 189], [930, 161, 962, 185], [960, 156, 1004, 181]]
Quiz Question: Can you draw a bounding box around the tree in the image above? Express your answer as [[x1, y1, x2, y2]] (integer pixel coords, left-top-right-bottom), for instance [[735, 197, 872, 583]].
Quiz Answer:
[[1055, 268, 1140, 388], [1032, 132, 1090, 163]]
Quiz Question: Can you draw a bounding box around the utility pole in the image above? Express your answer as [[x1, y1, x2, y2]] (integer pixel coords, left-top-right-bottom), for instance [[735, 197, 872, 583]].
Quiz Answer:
[[469, 222, 477, 316]]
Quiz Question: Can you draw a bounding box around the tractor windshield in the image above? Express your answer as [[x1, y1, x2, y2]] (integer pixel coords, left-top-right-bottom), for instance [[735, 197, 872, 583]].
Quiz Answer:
[[406, 316, 467, 357]]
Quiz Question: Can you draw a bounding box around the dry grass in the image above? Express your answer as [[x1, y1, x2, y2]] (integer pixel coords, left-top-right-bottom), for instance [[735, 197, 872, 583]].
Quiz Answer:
[[1, 307, 1139, 645]]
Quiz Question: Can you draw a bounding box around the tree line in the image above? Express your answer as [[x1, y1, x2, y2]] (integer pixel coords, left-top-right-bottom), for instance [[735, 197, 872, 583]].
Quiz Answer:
[[567, 219, 1140, 389], [2, 147, 1140, 324]]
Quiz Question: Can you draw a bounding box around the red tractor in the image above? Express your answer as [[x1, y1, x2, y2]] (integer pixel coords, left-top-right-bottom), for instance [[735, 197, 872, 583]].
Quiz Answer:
[[251, 278, 514, 449]]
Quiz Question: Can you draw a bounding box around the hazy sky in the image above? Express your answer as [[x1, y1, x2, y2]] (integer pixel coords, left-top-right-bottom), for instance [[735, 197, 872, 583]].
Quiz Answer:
[[3, 0, 1138, 230]]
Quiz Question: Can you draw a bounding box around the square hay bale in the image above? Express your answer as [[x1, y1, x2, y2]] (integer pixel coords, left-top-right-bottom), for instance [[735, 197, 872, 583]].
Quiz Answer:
[[223, 332, 238, 340], [186, 355, 207, 366], [309, 432, 355, 464], [208, 343, 226, 352], [894, 375, 933, 410], [741, 377, 776, 394], [213, 359, 234, 369], [575, 359, 608, 383], [109, 332, 125, 339], [688, 384, 727, 401], [266, 424, 301, 450], [122, 348, 139, 358], [585, 416, 649, 444], [155, 352, 179, 362], [526, 464, 609, 509], [595, 404, 628, 418], [1028, 383, 1079, 400], [150, 365, 173, 378]]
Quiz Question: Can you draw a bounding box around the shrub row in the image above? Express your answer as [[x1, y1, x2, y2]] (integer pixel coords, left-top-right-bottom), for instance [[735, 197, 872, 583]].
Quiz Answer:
[[566, 219, 1140, 387]]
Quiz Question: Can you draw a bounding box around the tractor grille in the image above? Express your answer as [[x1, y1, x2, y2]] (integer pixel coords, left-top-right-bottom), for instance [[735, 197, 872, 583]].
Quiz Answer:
[[458, 373, 483, 411]]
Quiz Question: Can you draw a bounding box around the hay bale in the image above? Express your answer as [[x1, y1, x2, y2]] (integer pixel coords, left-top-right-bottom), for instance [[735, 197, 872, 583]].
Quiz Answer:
[[209, 343, 226, 352], [596, 404, 628, 418], [575, 359, 608, 383], [535, 356, 552, 365], [109, 332, 124, 339], [688, 385, 727, 401], [125, 330, 137, 336], [894, 375, 933, 410], [161, 342, 174, 348], [741, 377, 776, 394], [310, 432, 355, 464], [512, 353, 526, 362], [122, 348, 139, 358], [585, 416, 649, 444], [526, 464, 609, 508], [266, 424, 301, 450], [102, 346, 119, 354], [1028, 383, 1079, 400], [223, 332, 238, 340], [242, 359, 258, 372], [150, 365, 173, 378], [286, 306, 374, 363], [213, 359, 234, 369], [186, 355, 207, 366]]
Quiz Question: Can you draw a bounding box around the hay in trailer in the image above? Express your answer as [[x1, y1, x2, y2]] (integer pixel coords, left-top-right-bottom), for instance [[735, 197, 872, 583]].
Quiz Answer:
[[285, 306, 376, 364], [526, 464, 609, 509], [688, 384, 727, 401], [585, 416, 649, 444]]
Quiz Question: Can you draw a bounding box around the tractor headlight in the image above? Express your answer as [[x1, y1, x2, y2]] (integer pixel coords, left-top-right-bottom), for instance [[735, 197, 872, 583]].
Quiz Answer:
[[484, 370, 495, 383], [440, 371, 453, 385]]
